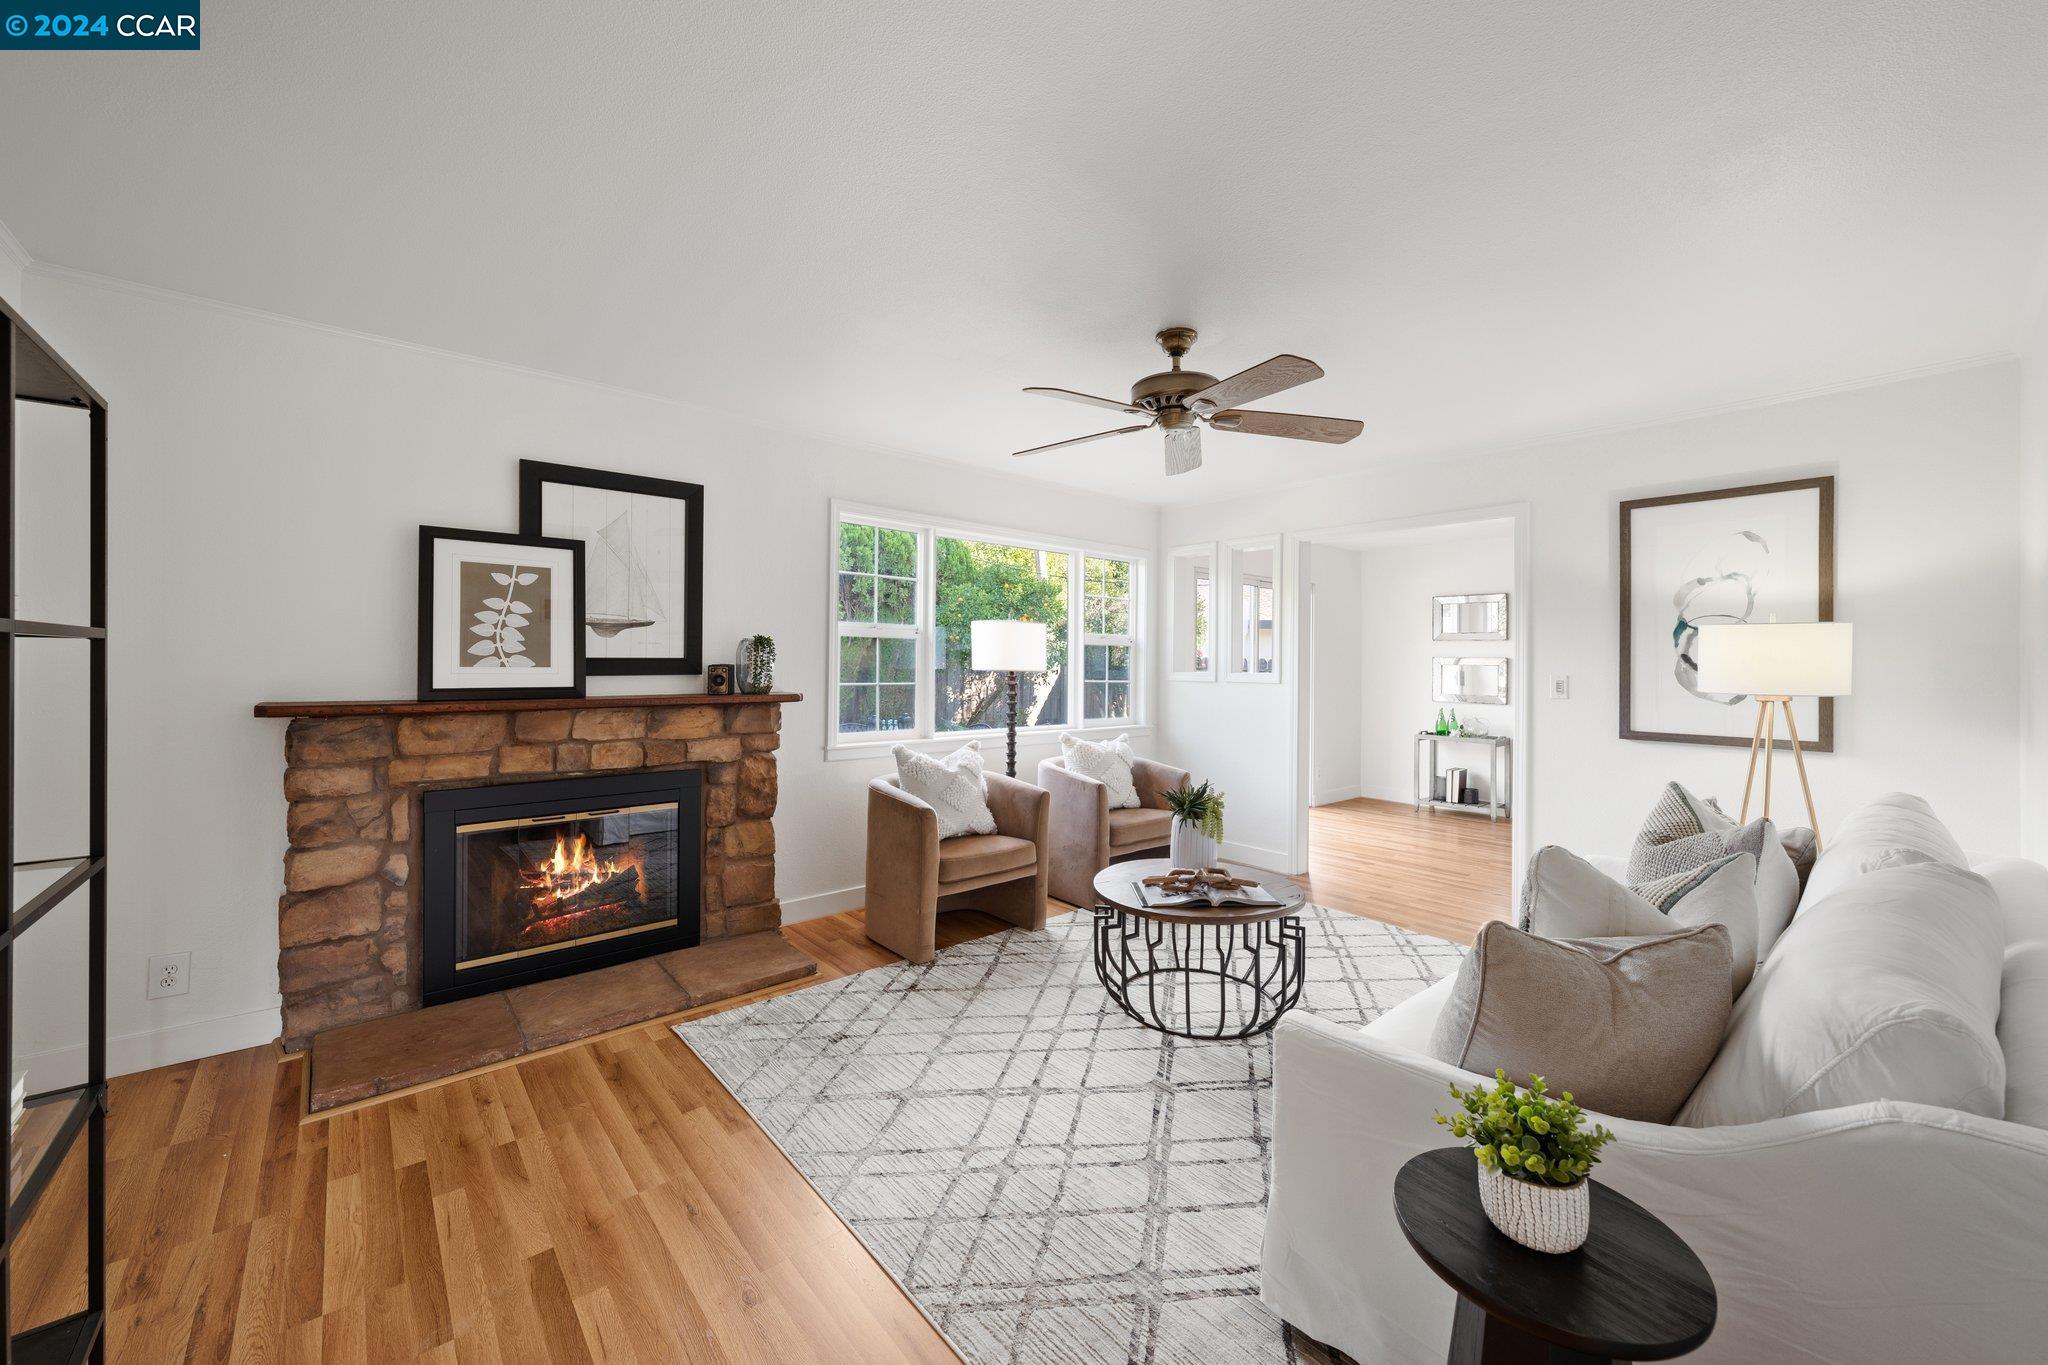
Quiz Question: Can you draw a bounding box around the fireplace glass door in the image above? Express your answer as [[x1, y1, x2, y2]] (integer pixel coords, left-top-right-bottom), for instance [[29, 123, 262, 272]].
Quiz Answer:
[[422, 769, 702, 1004], [455, 802, 679, 971]]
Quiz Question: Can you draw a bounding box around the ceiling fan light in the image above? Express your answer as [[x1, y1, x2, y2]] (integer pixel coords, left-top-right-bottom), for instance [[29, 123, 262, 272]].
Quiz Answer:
[[1163, 424, 1202, 476]]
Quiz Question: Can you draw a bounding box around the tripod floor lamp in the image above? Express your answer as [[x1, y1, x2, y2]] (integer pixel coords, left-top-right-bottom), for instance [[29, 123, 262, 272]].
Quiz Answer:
[[1695, 622, 1853, 846], [970, 619, 1048, 778]]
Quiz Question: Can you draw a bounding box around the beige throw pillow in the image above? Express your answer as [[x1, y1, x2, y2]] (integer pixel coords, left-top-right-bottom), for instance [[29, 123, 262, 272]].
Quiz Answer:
[[1427, 922, 1733, 1123], [892, 741, 996, 840], [1520, 845, 1759, 994]]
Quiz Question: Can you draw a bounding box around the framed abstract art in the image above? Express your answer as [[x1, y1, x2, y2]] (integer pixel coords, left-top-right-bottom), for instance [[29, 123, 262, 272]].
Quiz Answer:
[[519, 460, 705, 676], [417, 526, 586, 701], [1618, 476, 1835, 750]]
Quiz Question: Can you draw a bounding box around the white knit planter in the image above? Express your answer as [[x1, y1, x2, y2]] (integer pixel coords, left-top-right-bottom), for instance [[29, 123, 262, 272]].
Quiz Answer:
[[1476, 1163, 1590, 1254], [1168, 816, 1219, 869]]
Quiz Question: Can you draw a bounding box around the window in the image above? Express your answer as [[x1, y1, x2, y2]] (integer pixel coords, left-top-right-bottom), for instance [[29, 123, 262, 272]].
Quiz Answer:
[[830, 507, 1145, 748], [837, 521, 919, 735], [936, 536, 1068, 730], [1082, 555, 1134, 719]]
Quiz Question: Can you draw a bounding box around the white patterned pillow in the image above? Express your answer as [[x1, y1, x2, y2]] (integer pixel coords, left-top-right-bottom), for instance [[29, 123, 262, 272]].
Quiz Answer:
[[893, 741, 996, 840], [1061, 733, 1139, 809]]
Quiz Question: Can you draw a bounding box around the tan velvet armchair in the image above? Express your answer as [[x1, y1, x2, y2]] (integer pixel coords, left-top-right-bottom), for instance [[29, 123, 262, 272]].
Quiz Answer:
[[864, 772, 1051, 965], [1037, 755, 1190, 907]]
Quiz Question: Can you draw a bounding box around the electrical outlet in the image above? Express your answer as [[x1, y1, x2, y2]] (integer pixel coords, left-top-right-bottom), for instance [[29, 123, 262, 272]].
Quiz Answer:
[[1550, 675, 1570, 700], [147, 951, 191, 1000]]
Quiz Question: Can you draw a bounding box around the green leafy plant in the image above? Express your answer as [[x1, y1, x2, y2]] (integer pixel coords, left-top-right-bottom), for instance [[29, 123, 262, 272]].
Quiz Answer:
[[1163, 780, 1226, 843], [1435, 1070, 1616, 1187]]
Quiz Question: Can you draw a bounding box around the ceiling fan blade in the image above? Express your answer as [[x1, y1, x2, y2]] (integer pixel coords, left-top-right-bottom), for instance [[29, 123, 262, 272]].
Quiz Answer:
[[1208, 409, 1363, 444], [1012, 424, 1151, 458], [1023, 386, 1145, 414], [1184, 354, 1324, 413]]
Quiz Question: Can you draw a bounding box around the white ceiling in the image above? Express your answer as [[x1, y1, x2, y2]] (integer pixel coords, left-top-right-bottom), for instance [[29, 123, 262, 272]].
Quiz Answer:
[[4, 1, 2046, 505]]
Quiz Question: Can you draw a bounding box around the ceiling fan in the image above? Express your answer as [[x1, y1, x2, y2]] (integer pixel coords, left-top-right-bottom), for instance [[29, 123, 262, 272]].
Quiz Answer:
[[1016, 327, 1362, 476]]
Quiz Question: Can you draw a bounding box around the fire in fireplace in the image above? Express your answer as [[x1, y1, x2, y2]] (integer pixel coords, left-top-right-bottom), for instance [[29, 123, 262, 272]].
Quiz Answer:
[[422, 770, 702, 1004]]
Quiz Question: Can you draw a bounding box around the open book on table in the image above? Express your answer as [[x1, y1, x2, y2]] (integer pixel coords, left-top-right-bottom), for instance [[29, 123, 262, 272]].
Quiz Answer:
[[1133, 879, 1282, 909]]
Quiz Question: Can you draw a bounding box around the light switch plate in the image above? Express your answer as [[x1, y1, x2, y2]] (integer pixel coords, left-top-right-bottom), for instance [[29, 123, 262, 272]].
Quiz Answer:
[[1550, 675, 1570, 700]]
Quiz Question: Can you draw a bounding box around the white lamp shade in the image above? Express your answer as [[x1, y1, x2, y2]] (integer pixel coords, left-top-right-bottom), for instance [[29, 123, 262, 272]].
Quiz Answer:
[[1695, 622, 1853, 697], [970, 619, 1048, 673]]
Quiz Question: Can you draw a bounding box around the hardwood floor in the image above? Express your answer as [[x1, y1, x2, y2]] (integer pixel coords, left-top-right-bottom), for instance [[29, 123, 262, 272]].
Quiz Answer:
[[7, 912, 1004, 1364], [1305, 796, 1512, 945], [6, 814, 1494, 1362]]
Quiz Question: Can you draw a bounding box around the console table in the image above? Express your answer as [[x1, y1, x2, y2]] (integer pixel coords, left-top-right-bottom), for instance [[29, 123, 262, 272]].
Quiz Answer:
[[1414, 732, 1511, 821]]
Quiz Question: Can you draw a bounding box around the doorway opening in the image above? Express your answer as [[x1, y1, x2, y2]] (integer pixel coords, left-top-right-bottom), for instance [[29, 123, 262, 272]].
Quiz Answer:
[[1297, 513, 1522, 943]]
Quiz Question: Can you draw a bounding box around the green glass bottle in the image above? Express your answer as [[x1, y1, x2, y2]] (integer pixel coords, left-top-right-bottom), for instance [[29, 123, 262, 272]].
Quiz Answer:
[[1435, 708, 1447, 735], [1449, 708, 1459, 734]]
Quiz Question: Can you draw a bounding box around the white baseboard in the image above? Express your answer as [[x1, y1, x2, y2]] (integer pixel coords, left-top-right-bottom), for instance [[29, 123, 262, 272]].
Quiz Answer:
[[781, 883, 866, 924], [1219, 840, 1296, 876], [1312, 784, 1363, 807], [17, 1003, 281, 1089]]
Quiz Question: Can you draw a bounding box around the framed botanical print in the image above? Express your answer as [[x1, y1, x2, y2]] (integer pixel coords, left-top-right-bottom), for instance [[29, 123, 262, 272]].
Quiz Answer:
[[1619, 476, 1834, 750], [418, 526, 585, 701], [519, 460, 705, 675]]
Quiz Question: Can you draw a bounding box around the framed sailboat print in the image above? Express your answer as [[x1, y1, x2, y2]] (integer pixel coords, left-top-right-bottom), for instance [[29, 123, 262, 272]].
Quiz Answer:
[[519, 460, 705, 675]]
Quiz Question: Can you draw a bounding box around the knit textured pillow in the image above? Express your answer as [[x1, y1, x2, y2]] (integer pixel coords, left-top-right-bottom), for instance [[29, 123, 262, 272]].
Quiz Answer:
[[1627, 781, 1803, 958], [893, 741, 996, 840], [1061, 733, 1139, 809]]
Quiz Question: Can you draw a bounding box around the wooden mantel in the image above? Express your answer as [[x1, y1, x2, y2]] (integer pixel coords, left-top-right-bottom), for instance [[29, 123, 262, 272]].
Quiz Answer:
[[254, 692, 802, 719]]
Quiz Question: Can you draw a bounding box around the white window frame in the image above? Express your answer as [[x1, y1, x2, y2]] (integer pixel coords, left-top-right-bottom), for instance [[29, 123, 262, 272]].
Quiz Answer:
[[1166, 541, 1219, 682], [1078, 552, 1138, 724], [826, 500, 1150, 758], [1224, 533, 1284, 684], [831, 510, 927, 740]]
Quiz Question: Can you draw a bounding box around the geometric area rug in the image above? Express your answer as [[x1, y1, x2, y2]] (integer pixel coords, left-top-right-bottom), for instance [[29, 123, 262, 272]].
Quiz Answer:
[[675, 906, 1464, 1364]]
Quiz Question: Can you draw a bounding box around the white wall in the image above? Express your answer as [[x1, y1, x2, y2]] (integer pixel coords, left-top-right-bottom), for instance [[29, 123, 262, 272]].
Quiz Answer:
[[2023, 305, 2048, 860], [1306, 543, 1363, 805], [9, 268, 1160, 1080], [1356, 528, 1516, 804], [1158, 362, 2024, 879]]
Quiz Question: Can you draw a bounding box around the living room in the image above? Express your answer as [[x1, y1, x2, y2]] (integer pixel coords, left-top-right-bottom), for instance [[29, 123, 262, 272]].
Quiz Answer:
[[2, 4, 2045, 1362]]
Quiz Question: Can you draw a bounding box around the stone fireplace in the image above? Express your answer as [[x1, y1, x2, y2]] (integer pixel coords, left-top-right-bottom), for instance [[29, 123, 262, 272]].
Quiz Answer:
[[257, 694, 794, 1051]]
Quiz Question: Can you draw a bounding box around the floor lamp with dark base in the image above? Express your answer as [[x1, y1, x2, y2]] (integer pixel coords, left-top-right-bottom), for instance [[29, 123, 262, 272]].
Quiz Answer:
[[971, 619, 1049, 779], [1696, 622, 1853, 849]]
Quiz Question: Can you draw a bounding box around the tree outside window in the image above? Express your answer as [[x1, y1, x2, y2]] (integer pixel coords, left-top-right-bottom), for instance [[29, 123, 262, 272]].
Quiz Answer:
[[934, 537, 1067, 731]]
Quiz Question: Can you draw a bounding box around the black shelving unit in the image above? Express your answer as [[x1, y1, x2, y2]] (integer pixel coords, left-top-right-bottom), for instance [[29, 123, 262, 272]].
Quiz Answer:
[[0, 295, 107, 1365]]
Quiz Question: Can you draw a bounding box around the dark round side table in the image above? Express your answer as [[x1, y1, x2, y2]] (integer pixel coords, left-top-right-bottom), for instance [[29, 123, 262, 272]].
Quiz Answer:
[[1393, 1147, 1717, 1364], [1091, 859, 1306, 1040]]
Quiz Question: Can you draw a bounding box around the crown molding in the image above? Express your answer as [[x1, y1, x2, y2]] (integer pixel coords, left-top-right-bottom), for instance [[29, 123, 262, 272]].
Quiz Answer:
[[0, 214, 31, 283]]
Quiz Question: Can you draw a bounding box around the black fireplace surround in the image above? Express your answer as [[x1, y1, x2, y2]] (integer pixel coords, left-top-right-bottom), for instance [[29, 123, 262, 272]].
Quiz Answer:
[[422, 769, 702, 1005]]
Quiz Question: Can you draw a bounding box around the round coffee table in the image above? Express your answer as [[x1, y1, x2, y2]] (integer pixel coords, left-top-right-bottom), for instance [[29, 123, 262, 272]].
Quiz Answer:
[[1393, 1146, 1717, 1363], [1091, 859, 1307, 1040]]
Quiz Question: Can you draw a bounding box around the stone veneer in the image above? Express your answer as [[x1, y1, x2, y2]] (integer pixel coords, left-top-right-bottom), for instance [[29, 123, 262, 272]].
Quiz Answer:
[[271, 701, 783, 1050]]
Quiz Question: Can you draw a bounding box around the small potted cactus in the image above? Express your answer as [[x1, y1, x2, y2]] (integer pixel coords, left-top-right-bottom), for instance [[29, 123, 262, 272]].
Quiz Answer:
[[1435, 1070, 1616, 1253]]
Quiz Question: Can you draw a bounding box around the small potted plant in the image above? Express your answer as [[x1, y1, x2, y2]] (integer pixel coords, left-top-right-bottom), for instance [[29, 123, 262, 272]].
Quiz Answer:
[[1435, 1070, 1616, 1253], [1163, 779, 1225, 868], [738, 634, 776, 694]]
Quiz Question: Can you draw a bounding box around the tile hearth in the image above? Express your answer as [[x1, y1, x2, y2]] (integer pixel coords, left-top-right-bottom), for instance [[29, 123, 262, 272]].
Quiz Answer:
[[307, 929, 815, 1111]]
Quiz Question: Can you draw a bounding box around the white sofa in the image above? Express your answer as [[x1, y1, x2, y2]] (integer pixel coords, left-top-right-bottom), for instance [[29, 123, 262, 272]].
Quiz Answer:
[[1261, 798, 2048, 1364]]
